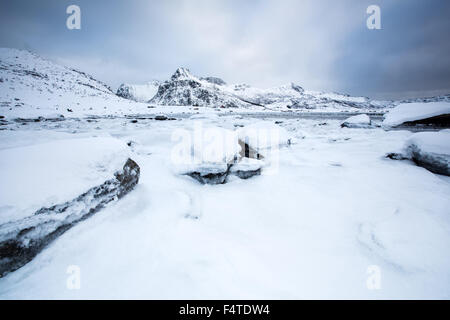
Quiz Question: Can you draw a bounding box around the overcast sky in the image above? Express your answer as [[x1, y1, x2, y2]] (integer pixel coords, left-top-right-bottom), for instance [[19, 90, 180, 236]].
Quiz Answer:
[[1, 0, 449, 99]]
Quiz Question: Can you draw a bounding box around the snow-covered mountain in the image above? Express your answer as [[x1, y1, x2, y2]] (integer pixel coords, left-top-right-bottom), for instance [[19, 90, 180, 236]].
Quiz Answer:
[[0, 48, 150, 118], [147, 67, 390, 111], [116, 81, 160, 102], [150, 67, 253, 108], [1, 48, 449, 119]]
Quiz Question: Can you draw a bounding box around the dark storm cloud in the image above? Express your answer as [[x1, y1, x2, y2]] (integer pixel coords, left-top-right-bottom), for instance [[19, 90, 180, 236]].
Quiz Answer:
[[0, 0, 449, 99]]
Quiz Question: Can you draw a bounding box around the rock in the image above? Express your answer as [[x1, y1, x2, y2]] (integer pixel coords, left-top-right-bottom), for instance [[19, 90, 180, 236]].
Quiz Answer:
[[0, 158, 140, 277], [186, 158, 263, 184], [341, 114, 372, 128], [402, 114, 450, 127], [385, 152, 409, 160], [237, 121, 291, 157], [154, 115, 168, 121], [404, 131, 450, 176], [290, 83, 304, 94], [229, 158, 263, 179], [383, 102, 450, 128]]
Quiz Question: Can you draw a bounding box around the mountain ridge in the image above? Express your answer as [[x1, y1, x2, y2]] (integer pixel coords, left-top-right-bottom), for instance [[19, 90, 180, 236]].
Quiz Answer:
[[2, 48, 450, 118]]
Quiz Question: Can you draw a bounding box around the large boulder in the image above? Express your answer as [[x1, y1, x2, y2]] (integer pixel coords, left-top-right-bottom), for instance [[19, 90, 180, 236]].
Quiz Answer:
[[341, 114, 372, 128], [383, 102, 450, 128], [0, 158, 140, 277], [404, 130, 450, 176], [176, 125, 271, 184]]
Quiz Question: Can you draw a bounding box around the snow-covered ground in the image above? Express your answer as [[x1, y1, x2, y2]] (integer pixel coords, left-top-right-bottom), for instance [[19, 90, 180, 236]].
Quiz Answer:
[[1, 48, 450, 299], [0, 114, 449, 299]]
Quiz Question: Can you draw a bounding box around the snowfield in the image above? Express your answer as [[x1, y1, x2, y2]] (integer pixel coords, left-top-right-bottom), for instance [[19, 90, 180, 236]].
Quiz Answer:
[[0, 115, 449, 299], [1, 48, 450, 299]]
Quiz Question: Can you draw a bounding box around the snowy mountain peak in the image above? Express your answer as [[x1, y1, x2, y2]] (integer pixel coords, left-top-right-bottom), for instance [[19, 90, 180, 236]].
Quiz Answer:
[[116, 81, 160, 102], [171, 67, 195, 81]]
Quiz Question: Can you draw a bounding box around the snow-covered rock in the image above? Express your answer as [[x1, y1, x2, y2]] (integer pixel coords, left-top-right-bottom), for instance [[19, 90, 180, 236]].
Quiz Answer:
[[0, 157, 140, 277], [404, 130, 450, 176], [341, 114, 372, 128], [174, 125, 268, 184], [0, 137, 131, 224], [383, 102, 450, 127], [200, 76, 226, 86], [174, 126, 240, 184], [116, 81, 160, 102], [0, 137, 140, 277], [237, 121, 291, 155], [229, 157, 263, 179]]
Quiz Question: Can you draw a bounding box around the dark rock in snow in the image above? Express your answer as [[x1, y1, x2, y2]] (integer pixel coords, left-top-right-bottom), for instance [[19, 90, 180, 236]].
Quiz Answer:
[[187, 169, 230, 185], [385, 152, 409, 161], [0, 158, 140, 277], [407, 144, 449, 176], [231, 168, 261, 179], [401, 114, 450, 128], [386, 131, 450, 176]]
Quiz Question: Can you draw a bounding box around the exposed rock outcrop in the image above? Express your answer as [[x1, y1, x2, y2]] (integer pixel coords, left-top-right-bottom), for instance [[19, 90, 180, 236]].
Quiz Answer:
[[0, 158, 140, 277], [386, 131, 450, 176]]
